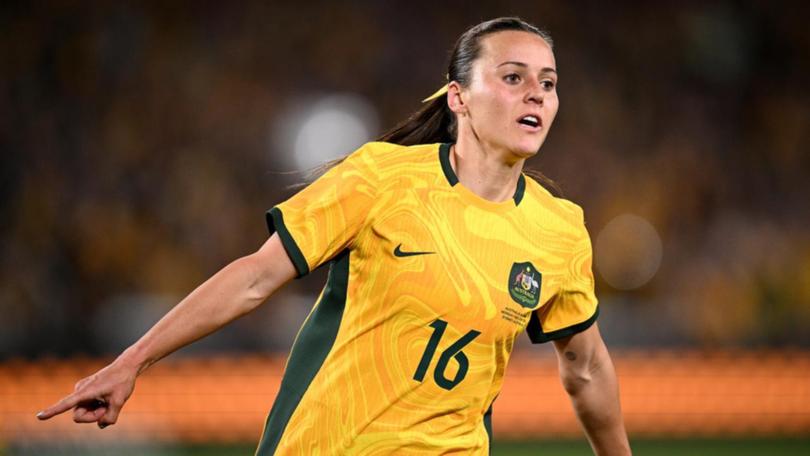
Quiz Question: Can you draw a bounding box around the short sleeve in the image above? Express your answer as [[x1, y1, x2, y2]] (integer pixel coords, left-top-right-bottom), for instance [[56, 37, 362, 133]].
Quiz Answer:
[[266, 144, 379, 277], [526, 212, 599, 343]]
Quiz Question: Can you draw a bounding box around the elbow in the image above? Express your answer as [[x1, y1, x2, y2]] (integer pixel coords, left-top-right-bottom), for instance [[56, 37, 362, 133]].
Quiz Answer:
[[225, 254, 276, 315], [241, 254, 278, 304], [241, 234, 297, 306], [560, 369, 593, 396], [559, 351, 615, 398]]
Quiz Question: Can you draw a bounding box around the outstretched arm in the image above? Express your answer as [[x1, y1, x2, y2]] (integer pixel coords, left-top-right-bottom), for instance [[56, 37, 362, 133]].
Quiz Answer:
[[553, 323, 631, 455], [36, 233, 297, 428]]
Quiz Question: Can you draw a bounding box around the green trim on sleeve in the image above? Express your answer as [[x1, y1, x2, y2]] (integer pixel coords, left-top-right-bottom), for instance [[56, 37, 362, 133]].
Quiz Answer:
[[266, 207, 310, 277], [255, 250, 350, 454], [526, 305, 600, 344]]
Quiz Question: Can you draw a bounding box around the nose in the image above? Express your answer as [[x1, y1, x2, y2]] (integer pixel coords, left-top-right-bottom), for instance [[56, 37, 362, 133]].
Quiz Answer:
[[524, 79, 544, 105]]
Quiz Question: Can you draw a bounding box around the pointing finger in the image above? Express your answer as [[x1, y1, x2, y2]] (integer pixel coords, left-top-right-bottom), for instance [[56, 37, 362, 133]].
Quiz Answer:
[[37, 392, 85, 420]]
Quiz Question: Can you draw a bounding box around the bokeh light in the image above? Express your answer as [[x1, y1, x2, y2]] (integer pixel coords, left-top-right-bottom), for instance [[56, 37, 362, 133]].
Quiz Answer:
[[594, 214, 663, 290], [274, 93, 378, 171]]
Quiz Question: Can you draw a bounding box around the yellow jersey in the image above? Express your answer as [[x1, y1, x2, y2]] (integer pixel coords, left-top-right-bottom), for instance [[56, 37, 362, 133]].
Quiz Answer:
[[256, 142, 598, 455]]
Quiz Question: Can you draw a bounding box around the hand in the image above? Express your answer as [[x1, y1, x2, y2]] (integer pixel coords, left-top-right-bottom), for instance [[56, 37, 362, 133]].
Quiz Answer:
[[36, 360, 137, 429]]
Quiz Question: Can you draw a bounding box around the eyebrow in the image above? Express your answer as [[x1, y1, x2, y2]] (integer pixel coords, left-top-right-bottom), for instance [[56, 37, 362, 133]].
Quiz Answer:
[[497, 61, 557, 74]]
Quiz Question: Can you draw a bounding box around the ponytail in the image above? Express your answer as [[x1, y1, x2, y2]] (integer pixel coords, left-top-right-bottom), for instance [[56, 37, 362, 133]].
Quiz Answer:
[[376, 95, 455, 145], [300, 94, 455, 185], [304, 17, 562, 196], [373, 90, 562, 196]]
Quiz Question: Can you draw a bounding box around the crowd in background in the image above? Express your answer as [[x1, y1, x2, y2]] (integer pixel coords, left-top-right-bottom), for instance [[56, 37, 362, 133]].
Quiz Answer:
[[1, 1, 808, 358]]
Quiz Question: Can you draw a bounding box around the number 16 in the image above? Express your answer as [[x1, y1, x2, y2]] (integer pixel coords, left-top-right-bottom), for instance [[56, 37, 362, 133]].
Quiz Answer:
[[412, 319, 481, 391]]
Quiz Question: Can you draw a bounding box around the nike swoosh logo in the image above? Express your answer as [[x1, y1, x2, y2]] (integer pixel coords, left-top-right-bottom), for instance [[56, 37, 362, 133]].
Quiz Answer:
[[393, 244, 436, 257]]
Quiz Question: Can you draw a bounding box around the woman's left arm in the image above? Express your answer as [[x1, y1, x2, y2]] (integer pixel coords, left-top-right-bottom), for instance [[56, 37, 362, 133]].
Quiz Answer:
[[553, 323, 631, 455]]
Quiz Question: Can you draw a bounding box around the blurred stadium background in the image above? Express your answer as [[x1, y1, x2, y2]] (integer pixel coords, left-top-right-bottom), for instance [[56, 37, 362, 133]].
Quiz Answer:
[[1, 1, 809, 454]]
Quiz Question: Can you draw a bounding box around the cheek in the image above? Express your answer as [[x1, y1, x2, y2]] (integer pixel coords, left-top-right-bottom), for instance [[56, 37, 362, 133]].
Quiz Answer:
[[472, 93, 509, 124], [546, 94, 560, 121]]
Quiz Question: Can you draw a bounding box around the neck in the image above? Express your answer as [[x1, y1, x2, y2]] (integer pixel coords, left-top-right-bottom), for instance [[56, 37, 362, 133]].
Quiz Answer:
[[451, 137, 524, 203]]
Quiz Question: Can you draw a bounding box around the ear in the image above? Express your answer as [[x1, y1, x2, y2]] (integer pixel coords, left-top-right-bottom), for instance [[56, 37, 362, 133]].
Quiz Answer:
[[446, 81, 467, 116]]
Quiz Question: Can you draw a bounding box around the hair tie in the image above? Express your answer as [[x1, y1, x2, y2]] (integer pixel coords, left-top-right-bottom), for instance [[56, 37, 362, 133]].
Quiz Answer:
[[422, 84, 449, 103], [422, 74, 451, 103]]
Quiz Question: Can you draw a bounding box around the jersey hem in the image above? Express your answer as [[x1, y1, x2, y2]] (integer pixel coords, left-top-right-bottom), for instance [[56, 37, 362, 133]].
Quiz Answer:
[[526, 306, 600, 344], [266, 207, 310, 277]]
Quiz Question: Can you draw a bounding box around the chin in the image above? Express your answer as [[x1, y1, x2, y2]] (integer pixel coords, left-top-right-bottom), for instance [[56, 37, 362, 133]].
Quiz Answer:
[[512, 141, 544, 159]]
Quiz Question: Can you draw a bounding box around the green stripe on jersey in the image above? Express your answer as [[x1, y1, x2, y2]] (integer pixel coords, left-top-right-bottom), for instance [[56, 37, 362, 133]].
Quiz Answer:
[[484, 402, 494, 454], [255, 250, 350, 454]]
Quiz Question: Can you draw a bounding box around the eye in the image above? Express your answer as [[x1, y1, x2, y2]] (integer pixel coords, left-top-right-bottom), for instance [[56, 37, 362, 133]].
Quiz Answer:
[[541, 79, 556, 91], [503, 73, 521, 84]]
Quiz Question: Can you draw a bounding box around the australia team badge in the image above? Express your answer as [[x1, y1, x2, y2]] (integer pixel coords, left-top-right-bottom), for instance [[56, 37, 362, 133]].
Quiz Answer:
[[508, 262, 542, 308]]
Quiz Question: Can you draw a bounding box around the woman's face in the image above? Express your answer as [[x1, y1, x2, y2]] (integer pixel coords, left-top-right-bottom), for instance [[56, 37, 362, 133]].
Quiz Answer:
[[454, 31, 559, 160]]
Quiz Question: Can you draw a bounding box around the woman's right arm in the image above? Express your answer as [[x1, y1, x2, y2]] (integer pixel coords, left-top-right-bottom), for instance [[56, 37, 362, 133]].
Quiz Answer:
[[36, 233, 297, 428]]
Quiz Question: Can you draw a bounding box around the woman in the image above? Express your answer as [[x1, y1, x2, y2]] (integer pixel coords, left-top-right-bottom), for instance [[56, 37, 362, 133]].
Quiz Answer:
[[38, 17, 631, 455]]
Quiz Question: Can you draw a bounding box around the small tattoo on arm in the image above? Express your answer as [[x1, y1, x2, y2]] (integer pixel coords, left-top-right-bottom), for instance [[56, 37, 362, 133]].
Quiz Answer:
[[564, 351, 577, 361]]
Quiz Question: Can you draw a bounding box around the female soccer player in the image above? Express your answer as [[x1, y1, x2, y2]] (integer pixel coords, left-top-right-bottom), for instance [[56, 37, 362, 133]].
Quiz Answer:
[[38, 17, 631, 455]]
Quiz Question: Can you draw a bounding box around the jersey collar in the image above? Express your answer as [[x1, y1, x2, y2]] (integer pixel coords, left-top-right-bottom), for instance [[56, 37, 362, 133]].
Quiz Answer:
[[439, 143, 526, 206]]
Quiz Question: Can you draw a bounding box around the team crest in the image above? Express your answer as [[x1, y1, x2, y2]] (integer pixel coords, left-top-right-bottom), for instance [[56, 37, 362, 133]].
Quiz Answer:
[[508, 262, 542, 308]]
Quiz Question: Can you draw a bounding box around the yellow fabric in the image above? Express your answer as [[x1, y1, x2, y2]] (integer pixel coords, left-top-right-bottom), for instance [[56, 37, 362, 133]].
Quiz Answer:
[[264, 142, 597, 454]]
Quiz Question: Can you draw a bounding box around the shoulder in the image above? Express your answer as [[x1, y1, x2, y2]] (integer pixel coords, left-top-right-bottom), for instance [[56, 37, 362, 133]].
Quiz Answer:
[[349, 141, 437, 164], [523, 176, 585, 222], [522, 175, 589, 235], [346, 141, 441, 181]]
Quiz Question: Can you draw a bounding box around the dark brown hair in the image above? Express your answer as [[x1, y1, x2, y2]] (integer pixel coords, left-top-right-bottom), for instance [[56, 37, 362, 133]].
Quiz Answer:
[[311, 17, 561, 194]]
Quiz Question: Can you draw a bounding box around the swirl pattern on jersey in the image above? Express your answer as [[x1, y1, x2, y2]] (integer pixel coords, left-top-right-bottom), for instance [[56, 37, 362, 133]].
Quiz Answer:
[[258, 142, 598, 455]]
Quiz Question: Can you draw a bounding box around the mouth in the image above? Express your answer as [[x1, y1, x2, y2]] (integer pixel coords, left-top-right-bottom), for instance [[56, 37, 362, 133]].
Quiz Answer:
[[517, 114, 542, 130]]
